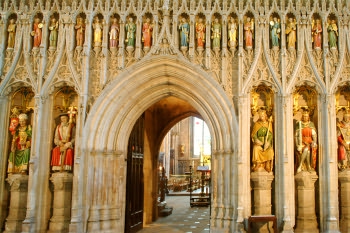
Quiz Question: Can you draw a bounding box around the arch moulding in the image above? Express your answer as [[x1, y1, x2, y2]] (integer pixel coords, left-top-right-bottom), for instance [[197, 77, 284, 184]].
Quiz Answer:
[[75, 55, 239, 232]]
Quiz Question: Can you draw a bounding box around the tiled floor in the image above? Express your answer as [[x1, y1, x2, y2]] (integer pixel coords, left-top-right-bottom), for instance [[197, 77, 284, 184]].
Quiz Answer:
[[138, 195, 210, 233]]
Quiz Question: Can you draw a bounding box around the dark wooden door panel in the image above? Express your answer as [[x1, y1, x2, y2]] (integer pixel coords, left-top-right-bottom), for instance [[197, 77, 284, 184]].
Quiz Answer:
[[125, 114, 145, 233]]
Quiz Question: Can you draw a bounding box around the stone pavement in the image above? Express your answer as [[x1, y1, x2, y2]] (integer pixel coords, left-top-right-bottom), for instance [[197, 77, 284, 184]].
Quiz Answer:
[[138, 195, 210, 233]]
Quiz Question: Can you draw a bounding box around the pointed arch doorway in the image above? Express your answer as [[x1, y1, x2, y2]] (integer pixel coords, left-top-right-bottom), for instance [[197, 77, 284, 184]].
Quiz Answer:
[[125, 96, 202, 233], [80, 56, 238, 232]]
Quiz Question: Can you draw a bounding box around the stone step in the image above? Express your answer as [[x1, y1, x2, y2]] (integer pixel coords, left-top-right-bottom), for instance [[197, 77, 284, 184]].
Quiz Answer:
[[159, 207, 173, 217]]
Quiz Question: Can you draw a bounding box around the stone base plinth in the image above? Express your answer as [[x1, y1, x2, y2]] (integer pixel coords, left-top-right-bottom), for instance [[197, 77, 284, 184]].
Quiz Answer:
[[48, 172, 73, 233], [4, 174, 28, 233], [339, 169, 350, 233], [294, 171, 319, 233], [251, 170, 274, 232]]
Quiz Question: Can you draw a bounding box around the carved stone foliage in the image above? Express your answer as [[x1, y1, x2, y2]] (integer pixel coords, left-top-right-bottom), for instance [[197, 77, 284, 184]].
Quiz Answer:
[[73, 48, 84, 76], [250, 52, 274, 85], [311, 49, 325, 82], [45, 49, 58, 77], [89, 51, 103, 101], [293, 53, 318, 86], [51, 53, 79, 92], [210, 50, 222, 84], [286, 49, 297, 81], [337, 50, 350, 84], [242, 49, 254, 82], [223, 52, 234, 96], [3, 50, 15, 75], [268, 47, 280, 77]]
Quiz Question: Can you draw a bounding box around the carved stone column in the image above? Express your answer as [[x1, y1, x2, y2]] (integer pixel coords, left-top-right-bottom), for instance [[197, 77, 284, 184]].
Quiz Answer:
[[48, 172, 73, 233], [251, 170, 274, 232], [339, 170, 350, 232], [4, 174, 28, 233], [294, 171, 319, 233]]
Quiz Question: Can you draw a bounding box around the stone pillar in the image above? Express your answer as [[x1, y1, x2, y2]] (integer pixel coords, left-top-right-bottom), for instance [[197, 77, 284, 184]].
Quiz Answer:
[[48, 172, 73, 233], [251, 171, 274, 232], [294, 171, 319, 233], [4, 174, 28, 233], [339, 170, 350, 232]]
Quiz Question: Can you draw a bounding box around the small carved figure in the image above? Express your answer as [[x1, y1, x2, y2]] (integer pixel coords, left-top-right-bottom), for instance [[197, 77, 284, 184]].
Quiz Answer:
[[244, 17, 254, 48], [285, 17, 297, 49], [196, 17, 205, 48], [93, 16, 103, 46], [7, 18, 16, 48], [228, 17, 237, 49], [75, 16, 85, 47], [51, 113, 75, 172], [337, 111, 350, 170], [211, 18, 221, 49], [31, 17, 43, 48], [270, 17, 281, 47], [125, 17, 136, 47], [251, 110, 274, 172], [9, 117, 19, 135], [327, 19, 338, 49], [49, 17, 59, 48], [8, 113, 32, 174], [142, 18, 153, 48], [109, 17, 120, 48], [312, 19, 322, 49], [179, 17, 190, 47], [295, 112, 317, 173]]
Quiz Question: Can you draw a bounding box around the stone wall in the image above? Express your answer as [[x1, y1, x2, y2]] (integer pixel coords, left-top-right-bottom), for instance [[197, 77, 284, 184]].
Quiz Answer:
[[0, 0, 349, 232]]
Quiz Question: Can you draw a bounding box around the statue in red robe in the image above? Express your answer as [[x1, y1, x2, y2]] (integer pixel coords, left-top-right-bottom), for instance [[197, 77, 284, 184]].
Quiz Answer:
[[295, 112, 317, 173], [51, 113, 75, 172]]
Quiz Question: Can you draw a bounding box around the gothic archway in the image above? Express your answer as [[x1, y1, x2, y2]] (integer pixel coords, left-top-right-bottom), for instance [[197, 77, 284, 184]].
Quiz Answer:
[[75, 56, 238, 232]]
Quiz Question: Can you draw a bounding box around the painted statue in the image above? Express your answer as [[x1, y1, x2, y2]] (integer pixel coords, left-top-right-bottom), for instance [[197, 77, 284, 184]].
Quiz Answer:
[[49, 17, 59, 48], [51, 113, 75, 172], [228, 17, 237, 49], [93, 17, 103, 46], [327, 19, 338, 49], [75, 16, 85, 47], [285, 17, 297, 49], [270, 17, 281, 47], [8, 113, 32, 174], [295, 112, 317, 173], [7, 18, 16, 48], [125, 17, 136, 47], [312, 19, 322, 49], [31, 17, 43, 48], [142, 18, 153, 48], [337, 111, 350, 170], [195, 18, 205, 48], [244, 17, 254, 48], [211, 18, 221, 49], [251, 110, 274, 172], [109, 17, 120, 48], [179, 17, 190, 47]]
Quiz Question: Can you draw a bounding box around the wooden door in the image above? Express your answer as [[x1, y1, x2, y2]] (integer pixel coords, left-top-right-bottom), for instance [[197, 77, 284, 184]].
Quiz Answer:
[[125, 114, 145, 233]]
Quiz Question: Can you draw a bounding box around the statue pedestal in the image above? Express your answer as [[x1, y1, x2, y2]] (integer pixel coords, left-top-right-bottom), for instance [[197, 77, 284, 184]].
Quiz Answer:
[[4, 174, 28, 233], [251, 171, 274, 232], [48, 172, 73, 233], [339, 170, 350, 232], [294, 171, 319, 233]]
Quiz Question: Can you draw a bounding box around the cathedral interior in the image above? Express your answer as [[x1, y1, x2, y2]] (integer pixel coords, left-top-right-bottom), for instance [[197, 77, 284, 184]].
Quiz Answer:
[[0, 0, 350, 232]]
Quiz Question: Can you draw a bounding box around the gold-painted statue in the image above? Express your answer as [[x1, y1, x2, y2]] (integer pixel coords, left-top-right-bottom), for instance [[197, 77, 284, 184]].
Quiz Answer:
[[251, 110, 274, 172]]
